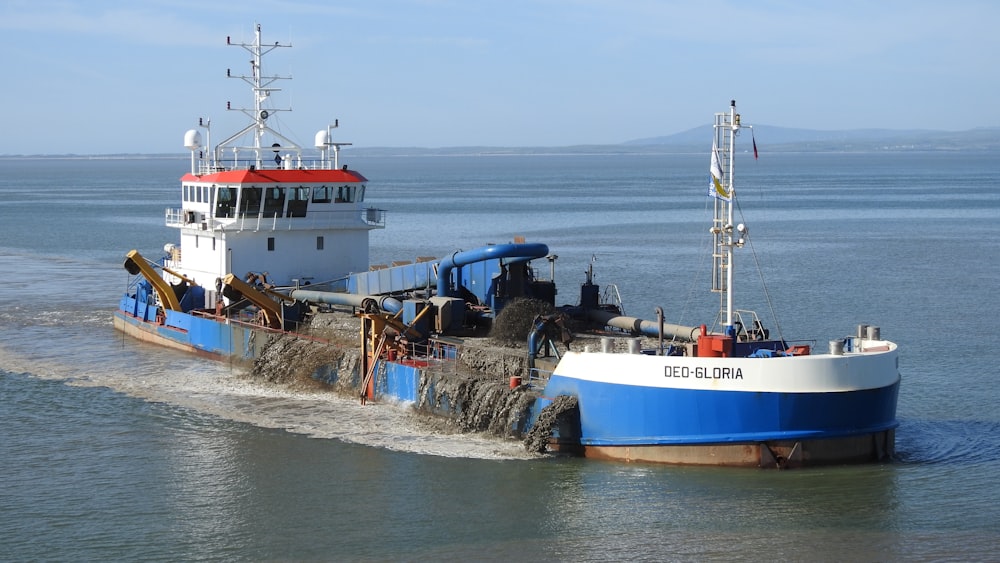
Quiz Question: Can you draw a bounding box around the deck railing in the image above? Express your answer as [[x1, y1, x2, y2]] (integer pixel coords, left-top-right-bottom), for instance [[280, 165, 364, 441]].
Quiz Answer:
[[165, 207, 386, 231]]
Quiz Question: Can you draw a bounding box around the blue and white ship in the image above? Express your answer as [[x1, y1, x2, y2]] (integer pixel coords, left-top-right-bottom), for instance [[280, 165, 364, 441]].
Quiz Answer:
[[534, 102, 900, 467], [113, 25, 899, 468]]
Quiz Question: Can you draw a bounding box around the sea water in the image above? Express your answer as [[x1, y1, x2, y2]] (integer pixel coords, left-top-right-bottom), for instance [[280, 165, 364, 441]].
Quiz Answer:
[[1, 152, 998, 561]]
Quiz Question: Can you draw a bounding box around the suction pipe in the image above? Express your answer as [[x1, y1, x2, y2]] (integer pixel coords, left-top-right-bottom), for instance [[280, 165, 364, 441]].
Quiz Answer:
[[289, 289, 402, 314], [585, 309, 706, 341], [436, 242, 549, 298]]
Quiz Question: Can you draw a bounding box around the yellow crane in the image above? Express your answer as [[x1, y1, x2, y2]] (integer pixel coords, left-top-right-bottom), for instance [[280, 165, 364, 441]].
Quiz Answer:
[[123, 249, 198, 312]]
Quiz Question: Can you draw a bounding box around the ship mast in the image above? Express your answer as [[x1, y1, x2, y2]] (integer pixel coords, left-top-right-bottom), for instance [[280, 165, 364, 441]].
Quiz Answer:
[[214, 23, 301, 169], [710, 100, 745, 331]]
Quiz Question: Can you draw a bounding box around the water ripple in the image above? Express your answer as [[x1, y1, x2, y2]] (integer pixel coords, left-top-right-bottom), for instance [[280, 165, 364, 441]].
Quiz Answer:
[[894, 417, 1000, 465]]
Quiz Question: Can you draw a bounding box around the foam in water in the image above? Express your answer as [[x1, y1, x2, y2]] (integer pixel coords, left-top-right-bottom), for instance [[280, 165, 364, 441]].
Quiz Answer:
[[0, 322, 535, 461]]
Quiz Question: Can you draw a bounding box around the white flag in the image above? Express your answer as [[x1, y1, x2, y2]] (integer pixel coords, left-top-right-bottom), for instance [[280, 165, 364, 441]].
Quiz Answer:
[[710, 139, 729, 200]]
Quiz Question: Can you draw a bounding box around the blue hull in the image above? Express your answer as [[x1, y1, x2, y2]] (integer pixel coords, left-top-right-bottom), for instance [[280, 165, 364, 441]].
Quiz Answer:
[[541, 375, 900, 446], [114, 294, 259, 359]]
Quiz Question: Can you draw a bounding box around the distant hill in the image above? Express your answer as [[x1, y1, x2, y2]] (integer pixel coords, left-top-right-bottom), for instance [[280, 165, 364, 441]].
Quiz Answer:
[[346, 126, 1000, 156], [626, 125, 1000, 152]]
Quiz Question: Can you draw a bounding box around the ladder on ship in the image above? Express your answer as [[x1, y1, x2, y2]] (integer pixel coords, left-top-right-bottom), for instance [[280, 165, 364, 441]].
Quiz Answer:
[[710, 111, 734, 296]]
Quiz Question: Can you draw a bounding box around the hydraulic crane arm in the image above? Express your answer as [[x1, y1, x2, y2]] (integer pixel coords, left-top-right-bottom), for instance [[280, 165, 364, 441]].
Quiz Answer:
[[123, 249, 186, 312], [221, 273, 286, 329]]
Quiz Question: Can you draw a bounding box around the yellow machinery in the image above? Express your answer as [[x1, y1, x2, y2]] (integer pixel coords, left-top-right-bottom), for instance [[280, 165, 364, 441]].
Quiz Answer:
[[123, 249, 199, 312], [220, 273, 296, 329]]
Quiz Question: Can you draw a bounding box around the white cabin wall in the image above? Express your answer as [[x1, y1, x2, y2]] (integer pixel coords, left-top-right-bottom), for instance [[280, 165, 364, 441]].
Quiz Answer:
[[173, 230, 225, 287], [226, 230, 370, 286]]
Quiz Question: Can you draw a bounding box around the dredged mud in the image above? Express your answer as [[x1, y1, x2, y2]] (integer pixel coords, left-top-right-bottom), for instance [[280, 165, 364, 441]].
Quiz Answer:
[[524, 395, 579, 454], [248, 307, 554, 448]]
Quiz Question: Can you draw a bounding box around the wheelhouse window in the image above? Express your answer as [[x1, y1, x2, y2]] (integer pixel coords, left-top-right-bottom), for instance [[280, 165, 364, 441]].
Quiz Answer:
[[312, 185, 333, 203], [267, 237, 275, 251], [332, 184, 367, 203], [316, 236, 324, 250], [263, 187, 285, 217], [239, 187, 262, 217], [286, 186, 310, 217], [215, 186, 235, 218]]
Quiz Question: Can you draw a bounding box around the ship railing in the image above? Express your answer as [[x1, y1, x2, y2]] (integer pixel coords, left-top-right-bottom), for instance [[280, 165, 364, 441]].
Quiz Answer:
[[710, 308, 772, 342], [600, 283, 626, 316], [424, 337, 460, 362], [165, 208, 186, 227], [188, 308, 336, 343], [407, 337, 536, 387], [527, 367, 552, 388], [193, 162, 230, 175], [413, 338, 467, 377], [165, 207, 386, 231], [195, 157, 364, 174]]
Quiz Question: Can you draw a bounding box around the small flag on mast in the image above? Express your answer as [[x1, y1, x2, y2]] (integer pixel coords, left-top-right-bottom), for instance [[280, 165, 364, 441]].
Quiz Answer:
[[710, 138, 729, 200]]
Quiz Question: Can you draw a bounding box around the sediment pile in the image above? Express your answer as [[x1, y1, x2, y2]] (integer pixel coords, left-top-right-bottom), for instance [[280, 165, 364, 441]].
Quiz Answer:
[[250, 309, 363, 391], [524, 395, 579, 453], [249, 308, 544, 442], [251, 332, 362, 393], [489, 297, 555, 345], [415, 365, 537, 437]]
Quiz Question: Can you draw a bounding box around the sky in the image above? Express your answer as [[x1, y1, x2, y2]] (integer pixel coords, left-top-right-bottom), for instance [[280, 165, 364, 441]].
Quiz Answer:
[[2, 0, 998, 155]]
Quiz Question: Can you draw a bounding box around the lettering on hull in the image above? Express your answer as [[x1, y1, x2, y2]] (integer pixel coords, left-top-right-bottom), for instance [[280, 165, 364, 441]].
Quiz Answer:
[[664, 365, 744, 379]]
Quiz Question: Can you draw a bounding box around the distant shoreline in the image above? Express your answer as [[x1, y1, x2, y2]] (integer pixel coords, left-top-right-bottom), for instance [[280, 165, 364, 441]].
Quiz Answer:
[[1, 144, 996, 160], [4, 124, 999, 159]]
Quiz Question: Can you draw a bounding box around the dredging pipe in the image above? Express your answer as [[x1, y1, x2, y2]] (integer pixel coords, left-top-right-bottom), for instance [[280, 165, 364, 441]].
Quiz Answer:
[[289, 289, 403, 314], [585, 309, 707, 341], [437, 242, 549, 298]]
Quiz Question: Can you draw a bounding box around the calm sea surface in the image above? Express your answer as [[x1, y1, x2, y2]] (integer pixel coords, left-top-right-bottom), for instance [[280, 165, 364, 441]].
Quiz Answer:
[[1, 151, 998, 561]]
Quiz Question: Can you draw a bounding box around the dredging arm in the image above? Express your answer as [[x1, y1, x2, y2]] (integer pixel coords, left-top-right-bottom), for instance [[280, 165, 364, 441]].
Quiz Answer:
[[123, 249, 191, 312], [220, 273, 293, 329]]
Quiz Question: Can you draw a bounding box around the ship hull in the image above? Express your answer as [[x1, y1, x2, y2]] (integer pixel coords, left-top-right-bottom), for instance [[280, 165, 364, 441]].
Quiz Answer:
[[115, 297, 901, 468], [539, 346, 900, 467], [114, 294, 260, 359], [579, 430, 896, 467]]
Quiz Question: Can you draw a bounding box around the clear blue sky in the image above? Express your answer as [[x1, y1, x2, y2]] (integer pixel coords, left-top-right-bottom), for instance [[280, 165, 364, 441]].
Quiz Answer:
[[2, 0, 997, 155]]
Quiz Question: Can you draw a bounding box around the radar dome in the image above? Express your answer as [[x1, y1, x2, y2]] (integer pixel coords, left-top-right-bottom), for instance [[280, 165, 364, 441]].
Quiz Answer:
[[183, 129, 202, 150], [314, 129, 330, 148]]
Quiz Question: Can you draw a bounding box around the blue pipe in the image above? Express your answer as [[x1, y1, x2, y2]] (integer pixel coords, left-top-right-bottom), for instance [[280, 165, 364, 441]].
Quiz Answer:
[[527, 318, 546, 370], [436, 242, 549, 298]]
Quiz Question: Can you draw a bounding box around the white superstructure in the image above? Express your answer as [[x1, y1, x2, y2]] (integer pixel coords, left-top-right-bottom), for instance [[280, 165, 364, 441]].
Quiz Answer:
[[162, 24, 384, 305]]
